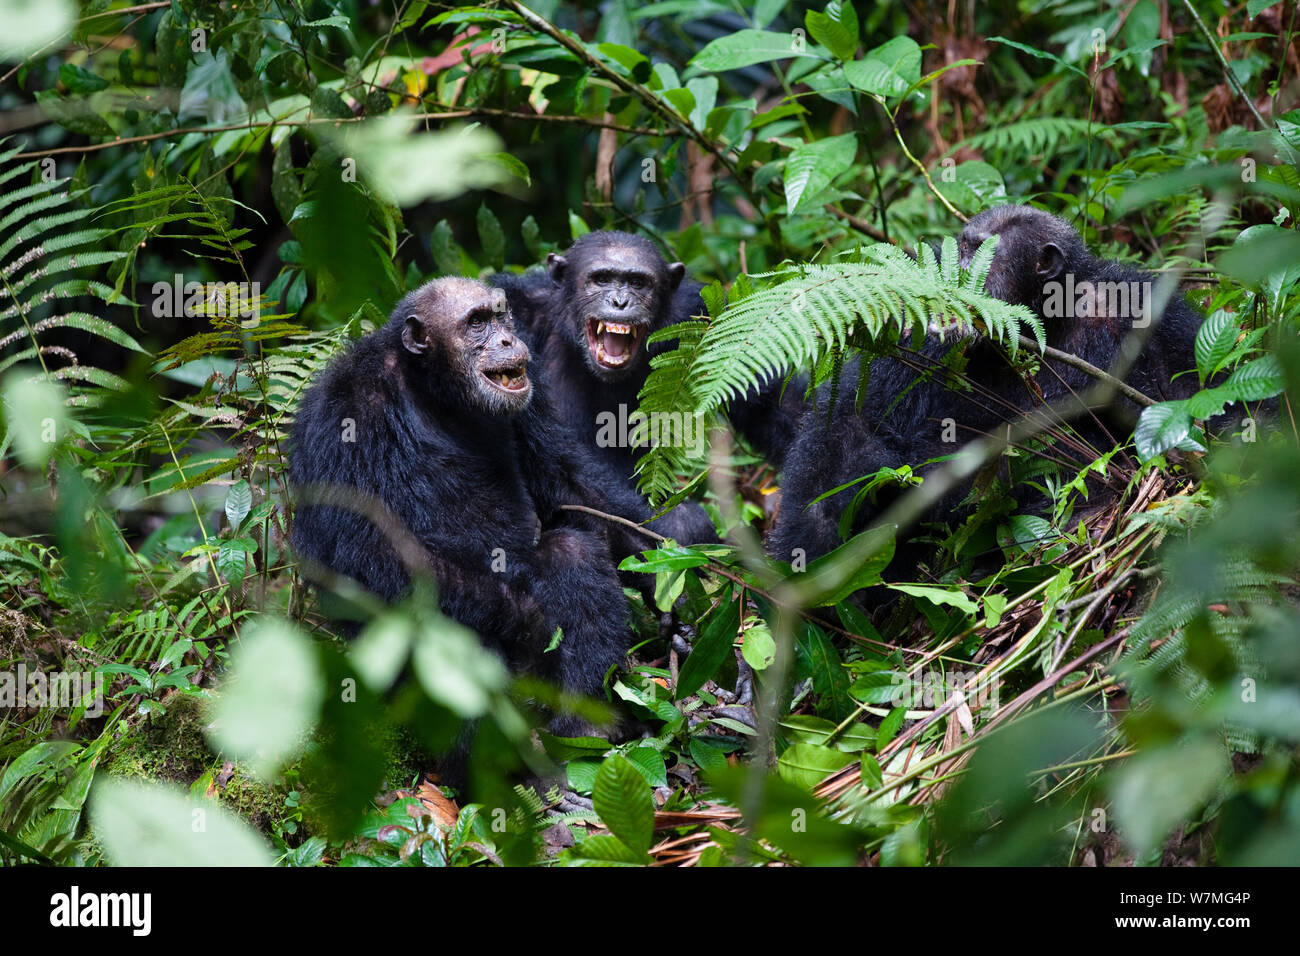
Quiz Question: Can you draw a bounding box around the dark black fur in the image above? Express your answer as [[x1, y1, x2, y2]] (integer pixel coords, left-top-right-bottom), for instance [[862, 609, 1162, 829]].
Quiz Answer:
[[289, 277, 629, 707], [773, 205, 1217, 567]]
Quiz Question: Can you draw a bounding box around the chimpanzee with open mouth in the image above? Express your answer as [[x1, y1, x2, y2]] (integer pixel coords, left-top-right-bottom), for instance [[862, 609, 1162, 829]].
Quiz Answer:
[[289, 277, 631, 737]]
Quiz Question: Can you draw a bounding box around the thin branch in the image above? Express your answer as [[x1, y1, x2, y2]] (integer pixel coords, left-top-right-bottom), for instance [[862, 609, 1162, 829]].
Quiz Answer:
[[1020, 334, 1158, 407], [826, 204, 888, 241], [14, 108, 664, 159], [1180, 0, 1271, 132]]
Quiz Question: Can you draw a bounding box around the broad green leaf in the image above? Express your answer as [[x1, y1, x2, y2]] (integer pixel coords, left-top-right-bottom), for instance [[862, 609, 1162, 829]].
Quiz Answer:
[[593, 755, 654, 855], [1222, 354, 1286, 402], [92, 778, 274, 866], [741, 621, 777, 671], [689, 738, 729, 774], [224, 479, 252, 530], [1134, 400, 1196, 460], [335, 115, 506, 208], [692, 29, 810, 71], [777, 743, 855, 788], [411, 614, 508, 717], [564, 832, 649, 866], [801, 526, 896, 607], [676, 588, 740, 698], [654, 567, 687, 611], [876, 705, 906, 750], [349, 613, 413, 691], [1, 375, 67, 468], [784, 133, 857, 212], [1194, 309, 1240, 382], [207, 618, 323, 777], [622, 746, 668, 787], [0, 0, 74, 61], [1110, 737, 1228, 857], [805, 1, 858, 61]]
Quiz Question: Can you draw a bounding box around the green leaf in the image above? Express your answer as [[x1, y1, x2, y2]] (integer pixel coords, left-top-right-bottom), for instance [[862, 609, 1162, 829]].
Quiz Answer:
[[411, 614, 509, 717], [476, 204, 506, 272], [58, 63, 109, 94], [564, 832, 649, 866], [653, 567, 687, 612], [741, 621, 777, 671], [622, 746, 668, 788], [1221, 354, 1286, 402], [484, 152, 531, 187], [1110, 737, 1229, 857], [876, 705, 906, 750], [802, 526, 896, 607], [92, 779, 274, 866], [334, 116, 507, 208], [224, 479, 252, 530], [676, 588, 740, 698], [988, 36, 1087, 78], [618, 546, 710, 573], [0, 0, 75, 61], [784, 132, 857, 212], [843, 36, 923, 98], [1, 375, 67, 469], [34, 90, 116, 138], [886, 583, 979, 615], [1134, 400, 1196, 461], [207, 618, 323, 777], [349, 613, 413, 691], [805, 0, 858, 61], [1194, 309, 1240, 382], [689, 738, 729, 774], [691, 28, 810, 71], [593, 755, 654, 856], [777, 743, 855, 788]]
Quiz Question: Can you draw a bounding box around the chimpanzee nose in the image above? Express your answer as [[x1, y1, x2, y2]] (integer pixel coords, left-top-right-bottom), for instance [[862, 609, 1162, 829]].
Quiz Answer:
[[610, 292, 630, 309], [500, 334, 515, 348]]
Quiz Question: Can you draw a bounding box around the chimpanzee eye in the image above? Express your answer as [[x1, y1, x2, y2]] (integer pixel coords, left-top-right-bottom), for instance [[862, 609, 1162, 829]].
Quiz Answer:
[[591, 271, 612, 285], [629, 276, 648, 290]]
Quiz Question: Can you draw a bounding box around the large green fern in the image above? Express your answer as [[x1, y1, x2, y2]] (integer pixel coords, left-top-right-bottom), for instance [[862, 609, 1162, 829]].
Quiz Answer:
[[0, 140, 145, 450], [635, 237, 1044, 501]]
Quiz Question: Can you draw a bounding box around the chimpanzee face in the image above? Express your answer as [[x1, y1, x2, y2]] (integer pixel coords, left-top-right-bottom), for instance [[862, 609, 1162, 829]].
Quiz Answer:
[[401, 278, 532, 415], [548, 235, 686, 382], [958, 206, 1080, 312]]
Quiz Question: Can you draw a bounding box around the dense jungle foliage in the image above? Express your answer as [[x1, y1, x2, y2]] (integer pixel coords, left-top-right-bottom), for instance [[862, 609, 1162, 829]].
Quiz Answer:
[[1, 0, 1298, 868]]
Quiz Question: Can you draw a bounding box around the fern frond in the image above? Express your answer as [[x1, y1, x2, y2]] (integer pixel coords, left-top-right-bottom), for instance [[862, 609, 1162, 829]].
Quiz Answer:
[[635, 240, 1042, 501], [946, 117, 1126, 160]]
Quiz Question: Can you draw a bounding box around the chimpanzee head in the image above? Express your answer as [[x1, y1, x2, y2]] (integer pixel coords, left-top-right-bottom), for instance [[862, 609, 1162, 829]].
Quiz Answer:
[[958, 205, 1089, 315], [394, 277, 532, 415], [546, 231, 686, 382]]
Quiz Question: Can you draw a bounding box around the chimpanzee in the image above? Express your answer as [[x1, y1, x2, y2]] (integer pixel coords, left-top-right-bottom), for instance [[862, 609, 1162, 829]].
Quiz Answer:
[[289, 277, 629, 715], [772, 205, 1219, 571], [489, 232, 806, 552]]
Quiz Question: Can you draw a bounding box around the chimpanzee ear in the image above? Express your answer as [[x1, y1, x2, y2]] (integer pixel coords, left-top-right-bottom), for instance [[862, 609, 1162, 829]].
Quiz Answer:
[[401, 315, 428, 355], [546, 253, 567, 285], [1036, 242, 1065, 281], [666, 261, 686, 292]]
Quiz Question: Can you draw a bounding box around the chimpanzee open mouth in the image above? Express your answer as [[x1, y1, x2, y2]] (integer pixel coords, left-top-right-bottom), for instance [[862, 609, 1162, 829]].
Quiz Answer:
[[585, 318, 646, 368], [481, 364, 529, 392]]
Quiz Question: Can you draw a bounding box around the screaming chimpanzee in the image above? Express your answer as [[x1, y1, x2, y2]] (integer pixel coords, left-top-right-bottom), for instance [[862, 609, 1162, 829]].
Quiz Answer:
[[489, 232, 717, 554], [490, 232, 806, 555], [289, 277, 629, 724], [773, 205, 1224, 573]]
